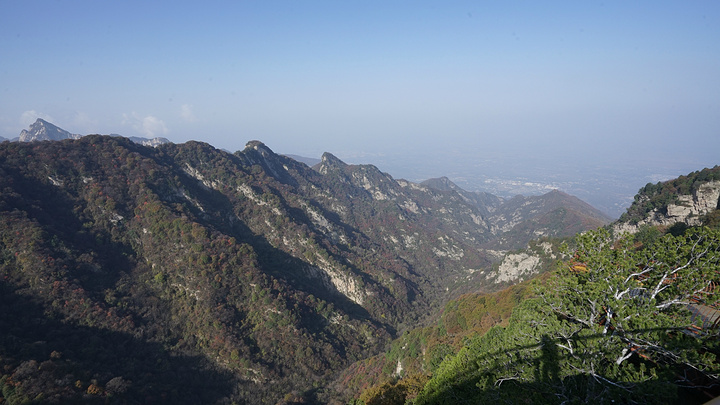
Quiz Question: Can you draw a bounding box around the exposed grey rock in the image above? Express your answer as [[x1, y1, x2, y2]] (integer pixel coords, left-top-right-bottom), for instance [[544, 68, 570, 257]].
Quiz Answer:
[[19, 119, 82, 142], [125, 136, 171, 147], [16, 120, 171, 147], [316, 152, 348, 174], [614, 180, 720, 235]]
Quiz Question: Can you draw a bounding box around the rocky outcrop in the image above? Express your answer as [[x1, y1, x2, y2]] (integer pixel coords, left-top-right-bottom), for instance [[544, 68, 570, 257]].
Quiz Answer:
[[614, 181, 720, 235], [19, 119, 82, 142], [491, 252, 541, 284], [17, 119, 169, 147], [487, 241, 558, 284], [316, 152, 348, 174], [126, 136, 171, 147]]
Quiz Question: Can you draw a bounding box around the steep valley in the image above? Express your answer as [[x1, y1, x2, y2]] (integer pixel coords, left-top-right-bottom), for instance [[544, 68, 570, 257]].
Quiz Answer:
[[0, 124, 619, 404]]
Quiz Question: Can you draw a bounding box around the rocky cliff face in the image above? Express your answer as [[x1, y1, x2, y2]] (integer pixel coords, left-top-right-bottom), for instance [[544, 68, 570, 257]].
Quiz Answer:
[[16, 119, 170, 146], [126, 135, 171, 147], [19, 118, 82, 141], [614, 180, 720, 235], [494, 168, 720, 293]]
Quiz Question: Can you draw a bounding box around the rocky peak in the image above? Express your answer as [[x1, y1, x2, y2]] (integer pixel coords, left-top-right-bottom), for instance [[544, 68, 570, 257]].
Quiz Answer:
[[18, 120, 170, 147], [240, 140, 296, 183], [316, 152, 348, 175], [320, 152, 347, 167], [244, 140, 275, 157], [19, 119, 81, 142]]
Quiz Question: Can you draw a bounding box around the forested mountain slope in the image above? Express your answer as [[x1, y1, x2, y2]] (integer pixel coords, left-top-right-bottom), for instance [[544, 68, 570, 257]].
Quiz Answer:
[[350, 165, 720, 405], [483, 190, 611, 249], [0, 137, 391, 403], [328, 280, 536, 403], [421, 177, 612, 250], [420, 176, 504, 218], [0, 133, 615, 404]]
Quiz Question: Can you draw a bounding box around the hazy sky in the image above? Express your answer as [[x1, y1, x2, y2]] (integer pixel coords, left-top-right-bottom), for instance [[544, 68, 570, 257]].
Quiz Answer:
[[2, 2, 719, 174]]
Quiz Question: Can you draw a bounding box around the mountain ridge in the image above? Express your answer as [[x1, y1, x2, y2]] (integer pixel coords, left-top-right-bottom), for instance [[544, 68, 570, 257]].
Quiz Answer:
[[343, 164, 720, 405], [14, 118, 171, 147], [0, 123, 615, 404]]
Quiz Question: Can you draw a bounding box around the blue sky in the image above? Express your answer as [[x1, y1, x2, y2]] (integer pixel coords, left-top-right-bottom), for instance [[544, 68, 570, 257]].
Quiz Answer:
[[1, 1, 719, 196]]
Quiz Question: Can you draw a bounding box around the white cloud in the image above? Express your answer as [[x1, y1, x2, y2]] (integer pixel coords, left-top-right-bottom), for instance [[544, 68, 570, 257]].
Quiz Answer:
[[180, 104, 196, 122], [122, 112, 169, 138], [20, 110, 55, 127], [141, 116, 168, 137]]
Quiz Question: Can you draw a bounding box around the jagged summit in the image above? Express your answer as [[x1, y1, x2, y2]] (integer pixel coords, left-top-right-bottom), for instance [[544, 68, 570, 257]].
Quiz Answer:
[[320, 152, 347, 166], [243, 140, 282, 163], [19, 118, 82, 142], [315, 152, 348, 174], [240, 140, 299, 184], [15, 119, 170, 147], [244, 140, 273, 154]]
